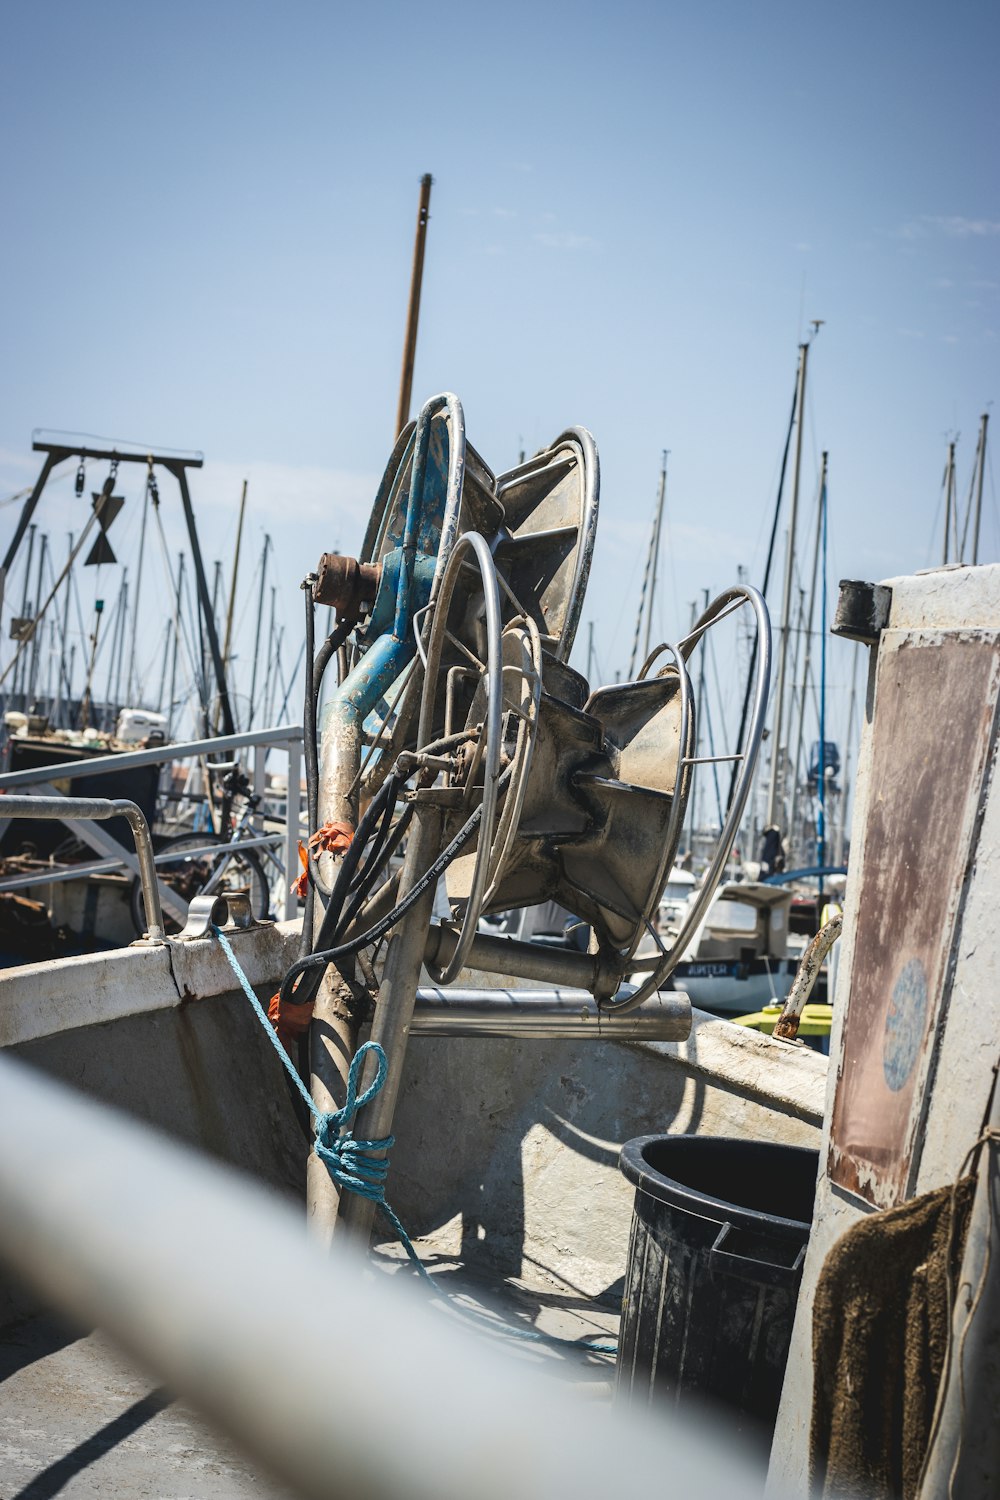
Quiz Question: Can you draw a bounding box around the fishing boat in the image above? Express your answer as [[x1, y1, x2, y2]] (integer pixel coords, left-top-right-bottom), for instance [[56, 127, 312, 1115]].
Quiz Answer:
[[0, 399, 997, 1500], [654, 879, 797, 1014]]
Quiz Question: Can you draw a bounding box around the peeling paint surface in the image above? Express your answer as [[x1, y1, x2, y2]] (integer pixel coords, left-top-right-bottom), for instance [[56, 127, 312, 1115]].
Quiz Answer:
[[829, 630, 1000, 1207]]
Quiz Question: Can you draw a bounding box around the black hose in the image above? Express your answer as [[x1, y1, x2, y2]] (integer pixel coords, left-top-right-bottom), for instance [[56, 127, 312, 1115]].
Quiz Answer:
[[340, 802, 414, 932], [289, 770, 402, 1005], [278, 794, 486, 1005]]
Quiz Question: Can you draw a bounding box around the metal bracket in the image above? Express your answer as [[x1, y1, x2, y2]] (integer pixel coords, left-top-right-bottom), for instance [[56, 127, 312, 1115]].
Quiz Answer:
[[174, 889, 262, 942]]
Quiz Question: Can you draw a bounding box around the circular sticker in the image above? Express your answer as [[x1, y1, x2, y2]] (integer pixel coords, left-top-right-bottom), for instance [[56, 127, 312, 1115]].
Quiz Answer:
[[882, 957, 928, 1092]]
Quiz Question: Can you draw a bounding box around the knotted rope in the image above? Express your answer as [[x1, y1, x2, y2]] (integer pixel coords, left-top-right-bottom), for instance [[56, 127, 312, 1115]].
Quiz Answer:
[[213, 924, 616, 1354]]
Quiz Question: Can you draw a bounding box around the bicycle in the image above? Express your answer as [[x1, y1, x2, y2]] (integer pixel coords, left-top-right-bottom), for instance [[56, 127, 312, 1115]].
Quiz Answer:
[[130, 767, 288, 937]]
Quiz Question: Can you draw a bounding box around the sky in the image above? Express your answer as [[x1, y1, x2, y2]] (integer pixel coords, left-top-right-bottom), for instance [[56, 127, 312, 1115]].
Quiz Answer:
[[0, 0, 997, 810]]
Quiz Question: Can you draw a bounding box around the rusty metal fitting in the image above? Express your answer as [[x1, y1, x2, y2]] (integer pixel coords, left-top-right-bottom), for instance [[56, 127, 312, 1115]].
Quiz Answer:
[[313, 553, 382, 620]]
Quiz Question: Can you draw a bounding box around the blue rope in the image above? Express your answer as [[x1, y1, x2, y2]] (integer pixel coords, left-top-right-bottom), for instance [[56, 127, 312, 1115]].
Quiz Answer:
[[213, 925, 616, 1355]]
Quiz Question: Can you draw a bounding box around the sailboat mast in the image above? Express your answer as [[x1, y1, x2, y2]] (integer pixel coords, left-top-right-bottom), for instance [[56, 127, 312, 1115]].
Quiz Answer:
[[942, 441, 956, 565], [248, 535, 271, 729], [166, 553, 185, 739], [55, 533, 73, 727], [126, 467, 153, 708], [972, 412, 989, 565], [766, 336, 811, 830], [26, 532, 48, 706], [642, 452, 668, 664], [395, 173, 433, 438], [218, 478, 248, 731], [816, 453, 829, 876]]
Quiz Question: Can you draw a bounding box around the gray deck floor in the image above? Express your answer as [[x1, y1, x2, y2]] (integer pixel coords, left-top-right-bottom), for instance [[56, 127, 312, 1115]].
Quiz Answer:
[[0, 1243, 618, 1498]]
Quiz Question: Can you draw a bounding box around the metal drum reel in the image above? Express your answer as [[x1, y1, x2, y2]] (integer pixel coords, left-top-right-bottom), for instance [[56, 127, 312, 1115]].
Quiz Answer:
[[413, 569, 770, 1011], [310, 395, 770, 1015]]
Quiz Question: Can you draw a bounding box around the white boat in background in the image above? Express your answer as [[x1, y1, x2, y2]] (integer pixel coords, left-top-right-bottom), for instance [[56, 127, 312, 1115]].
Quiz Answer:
[[647, 879, 796, 1015]]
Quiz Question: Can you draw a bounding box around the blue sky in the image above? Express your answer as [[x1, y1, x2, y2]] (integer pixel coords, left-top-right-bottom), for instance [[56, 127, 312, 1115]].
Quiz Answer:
[[1, 1, 997, 764]]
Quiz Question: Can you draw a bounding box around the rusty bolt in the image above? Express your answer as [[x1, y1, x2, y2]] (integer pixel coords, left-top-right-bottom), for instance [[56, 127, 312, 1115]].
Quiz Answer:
[[313, 553, 382, 621]]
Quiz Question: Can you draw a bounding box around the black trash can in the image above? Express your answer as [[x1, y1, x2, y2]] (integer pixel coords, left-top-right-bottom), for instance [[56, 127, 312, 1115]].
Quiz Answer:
[[617, 1135, 818, 1441]]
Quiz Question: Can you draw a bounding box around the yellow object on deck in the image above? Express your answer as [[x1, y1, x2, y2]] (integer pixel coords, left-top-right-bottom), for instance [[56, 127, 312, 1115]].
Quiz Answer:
[[733, 1002, 833, 1037]]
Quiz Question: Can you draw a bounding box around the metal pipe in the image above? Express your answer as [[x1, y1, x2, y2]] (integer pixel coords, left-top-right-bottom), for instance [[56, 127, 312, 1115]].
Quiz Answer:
[[428, 926, 617, 992], [0, 831, 283, 895], [411, 986, 690, 1039], [0, 1051, 768, 1500], [339, 804, 444, 1242], [284, 737, 302, 921], [0, 793, 164, 941]]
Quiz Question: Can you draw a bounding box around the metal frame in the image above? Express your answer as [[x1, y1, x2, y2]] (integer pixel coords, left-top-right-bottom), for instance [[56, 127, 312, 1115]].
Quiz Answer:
[[0, 793, 165, 941], [494, 426, 600, 663], [417, 533, 503, 984], [2, 437, 235, 736], [599, 586, 771, 1014]]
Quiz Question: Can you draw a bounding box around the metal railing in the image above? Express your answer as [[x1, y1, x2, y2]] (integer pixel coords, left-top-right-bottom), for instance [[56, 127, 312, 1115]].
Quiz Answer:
[[0, 794, 166, 940], [0, 723, 304, 922]]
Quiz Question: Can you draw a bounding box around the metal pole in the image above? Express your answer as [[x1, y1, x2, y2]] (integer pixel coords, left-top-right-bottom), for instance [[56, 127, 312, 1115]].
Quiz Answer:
[[1, 450, 59, 583], [247, 535, 271, 729], [788, 463, 826, 856], [55, 532, 73, 726], [12, 522, 37, 709], [283, 737, 301, 921], [26, 531, 47, 706], [394, 173, 433, 438], [972, 412, 989, 566], [168, 464, 236, 736], [766, 340, 810, 830], [0, 722, 304, 788], [642, 451, 668, 665], [126, 469, 152, 706], [112, 571, 129, 722], [167, 553, 184, 738], [339, 804, 445, 1242], [943, 440, 955, 566], [410, 986, 690, 1039], [101, 573, 126, 728], [219, 478, 248, 730], [816, 454, 829, 875]]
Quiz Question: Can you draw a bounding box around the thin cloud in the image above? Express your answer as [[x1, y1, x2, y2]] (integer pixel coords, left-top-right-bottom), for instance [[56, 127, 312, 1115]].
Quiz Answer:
[[534, 231, 598, 251], [893, 214, 1000, 240], [926, 215, 1000, 237]]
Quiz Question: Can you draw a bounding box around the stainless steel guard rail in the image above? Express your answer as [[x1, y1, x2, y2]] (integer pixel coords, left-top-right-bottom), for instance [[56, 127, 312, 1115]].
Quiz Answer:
[[0, 794, 166, 941], [0, 723, 304, 920]]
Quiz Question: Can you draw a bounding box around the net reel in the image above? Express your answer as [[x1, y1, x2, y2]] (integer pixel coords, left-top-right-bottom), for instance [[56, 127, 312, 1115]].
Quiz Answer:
[[309, 394, 770, 1013]]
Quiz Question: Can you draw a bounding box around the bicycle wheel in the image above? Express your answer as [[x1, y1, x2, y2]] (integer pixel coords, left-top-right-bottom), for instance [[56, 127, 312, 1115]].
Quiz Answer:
[[130, 832, 272, 937]]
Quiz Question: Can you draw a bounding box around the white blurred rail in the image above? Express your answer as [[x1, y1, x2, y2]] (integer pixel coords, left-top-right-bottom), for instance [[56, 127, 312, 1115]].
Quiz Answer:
[[0, 1052, 776, 1500]]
